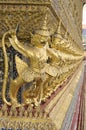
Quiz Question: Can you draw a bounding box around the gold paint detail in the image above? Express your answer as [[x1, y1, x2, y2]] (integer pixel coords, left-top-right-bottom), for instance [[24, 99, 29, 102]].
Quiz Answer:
[[1, 13, 83, 106], [0, 0, 84, 129], [0, 105, 56, 130]]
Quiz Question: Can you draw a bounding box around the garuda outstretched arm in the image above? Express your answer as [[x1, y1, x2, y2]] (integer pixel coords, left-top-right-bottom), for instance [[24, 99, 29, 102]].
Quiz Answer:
[[2, 31, 12, 105]]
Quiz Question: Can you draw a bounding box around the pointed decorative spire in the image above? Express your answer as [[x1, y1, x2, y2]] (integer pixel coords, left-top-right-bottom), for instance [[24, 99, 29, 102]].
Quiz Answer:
[[57, 19, 61, 34], [36, 14, 50, 37], [64, 29, 68, 39], [42, 14, 47, 30], [53, 19, 62, 38]]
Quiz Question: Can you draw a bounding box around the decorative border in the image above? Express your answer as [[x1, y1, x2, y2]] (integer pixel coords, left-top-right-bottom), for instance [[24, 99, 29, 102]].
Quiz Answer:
[[61, 64, 84, 130], [0, 0, 51, 5]]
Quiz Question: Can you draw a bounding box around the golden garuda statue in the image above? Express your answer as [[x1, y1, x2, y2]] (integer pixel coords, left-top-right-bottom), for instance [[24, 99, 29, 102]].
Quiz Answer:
[[1, 16, 82, 107]]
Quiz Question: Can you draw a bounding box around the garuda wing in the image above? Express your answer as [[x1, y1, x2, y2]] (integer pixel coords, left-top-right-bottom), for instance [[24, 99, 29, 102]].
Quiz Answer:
[[15, 55, 28, 75], [47, 48, 61, 63]]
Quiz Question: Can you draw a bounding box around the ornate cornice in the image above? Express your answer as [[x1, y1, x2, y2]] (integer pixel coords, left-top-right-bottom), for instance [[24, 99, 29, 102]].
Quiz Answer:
[[0, 0, 51, 5]]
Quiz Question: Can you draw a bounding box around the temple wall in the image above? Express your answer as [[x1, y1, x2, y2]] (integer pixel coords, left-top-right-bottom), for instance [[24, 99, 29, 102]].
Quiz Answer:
[[0, 0, 84, 130]]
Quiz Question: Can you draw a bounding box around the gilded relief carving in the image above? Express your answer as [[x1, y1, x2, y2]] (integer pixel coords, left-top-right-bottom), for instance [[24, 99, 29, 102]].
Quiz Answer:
[[1, 15, 83, 107], [0, 0, 84, 129]]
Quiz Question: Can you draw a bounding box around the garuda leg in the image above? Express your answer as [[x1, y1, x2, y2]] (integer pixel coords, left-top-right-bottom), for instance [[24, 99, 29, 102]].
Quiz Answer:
[[9, 76, 25, 105]]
